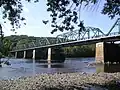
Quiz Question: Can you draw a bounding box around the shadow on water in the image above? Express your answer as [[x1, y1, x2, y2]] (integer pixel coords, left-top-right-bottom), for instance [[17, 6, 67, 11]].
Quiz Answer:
[[96, 64, 120, 73], [39, 63, 65, 68]]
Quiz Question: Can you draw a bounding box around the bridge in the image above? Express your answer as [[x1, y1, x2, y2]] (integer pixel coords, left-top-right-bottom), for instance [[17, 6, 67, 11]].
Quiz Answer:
[[10, 18, 120, 63]]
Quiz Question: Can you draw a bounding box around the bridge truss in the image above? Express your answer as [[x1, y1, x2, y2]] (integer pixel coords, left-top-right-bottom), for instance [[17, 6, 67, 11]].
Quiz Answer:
[[14, 18, 120, 50]]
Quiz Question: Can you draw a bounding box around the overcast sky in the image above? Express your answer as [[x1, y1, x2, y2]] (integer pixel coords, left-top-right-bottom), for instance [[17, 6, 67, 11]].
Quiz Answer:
[[1, 0, 119, 37]]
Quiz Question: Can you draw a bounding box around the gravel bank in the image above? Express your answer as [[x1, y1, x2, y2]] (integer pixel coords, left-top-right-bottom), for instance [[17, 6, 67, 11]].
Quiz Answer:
[[0, 72, 120, 90]]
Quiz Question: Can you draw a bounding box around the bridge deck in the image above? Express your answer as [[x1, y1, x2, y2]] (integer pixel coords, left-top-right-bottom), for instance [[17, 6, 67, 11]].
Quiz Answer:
[[11, 34, 120, 52]]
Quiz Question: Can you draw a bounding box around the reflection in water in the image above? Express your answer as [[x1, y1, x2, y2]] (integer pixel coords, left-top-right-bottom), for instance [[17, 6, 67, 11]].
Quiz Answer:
[[96, 64, 120, 73], [32, 59, 35, 76], [40, 63, 64, 68], [48, 64, 51, 68], [1, 57, 120, 80]]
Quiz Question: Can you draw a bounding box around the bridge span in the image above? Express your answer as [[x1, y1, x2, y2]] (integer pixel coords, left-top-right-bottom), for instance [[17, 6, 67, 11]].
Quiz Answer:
[[10, 18, 120, 63]]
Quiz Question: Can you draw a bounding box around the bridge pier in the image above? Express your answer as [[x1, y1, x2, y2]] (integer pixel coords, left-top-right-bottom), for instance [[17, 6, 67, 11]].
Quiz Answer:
[[15, 51, 24, 58], [23, 51, 26, 59], [96, 64, 120, 73], [47, 48, 51, 63], [95, 42, 104, 63], [32, 49, 36, 59], [47, 47, 65, 63], [96, 42, 120, 63], [12, 47, 65, 63], [15, 52, 17, 58]]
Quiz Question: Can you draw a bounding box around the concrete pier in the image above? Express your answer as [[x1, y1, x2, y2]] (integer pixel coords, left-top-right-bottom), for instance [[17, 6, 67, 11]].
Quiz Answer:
[[95, 42, 104, 63], [15, 51, 24, 58], [96, 42, 120, 63], [15, 52, 17, 58], [32, 49, 36, 59], [47, 48, 51, 63], [96, 64, 120, 73], [23, 51, 26, 59]]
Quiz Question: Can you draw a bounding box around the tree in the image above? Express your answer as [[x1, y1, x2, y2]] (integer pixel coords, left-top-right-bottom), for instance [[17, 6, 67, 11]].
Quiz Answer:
[[63, 44, 95, 57], [0, 0, 119, 33], [46, 0, 120, 33], [0, 24, 4, 57], [0, 0, 38, 31], [2, 38, 12, 56]]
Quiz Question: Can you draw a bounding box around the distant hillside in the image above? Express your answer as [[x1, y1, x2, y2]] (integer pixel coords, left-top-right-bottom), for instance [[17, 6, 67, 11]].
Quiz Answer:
[[5, 35, 57, 50]]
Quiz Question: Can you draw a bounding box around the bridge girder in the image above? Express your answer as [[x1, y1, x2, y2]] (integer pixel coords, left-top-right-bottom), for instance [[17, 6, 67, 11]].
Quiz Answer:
[[56, 27, 105, 43], [106, 18, 120, 36], [12, 18, 120, 51], [12, 26, 108, 50]]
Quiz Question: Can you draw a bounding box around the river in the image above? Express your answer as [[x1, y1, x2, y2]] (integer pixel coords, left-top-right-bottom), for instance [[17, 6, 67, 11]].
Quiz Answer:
[[0, 57, 120, 80]]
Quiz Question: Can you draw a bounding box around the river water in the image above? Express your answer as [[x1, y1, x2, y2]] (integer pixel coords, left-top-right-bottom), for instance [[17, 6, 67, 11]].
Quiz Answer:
[[0, 57, 120, 80]]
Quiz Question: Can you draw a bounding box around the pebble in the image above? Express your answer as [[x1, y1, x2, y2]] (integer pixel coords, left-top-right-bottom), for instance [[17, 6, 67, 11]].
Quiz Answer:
[[0, 72, 120, 90]]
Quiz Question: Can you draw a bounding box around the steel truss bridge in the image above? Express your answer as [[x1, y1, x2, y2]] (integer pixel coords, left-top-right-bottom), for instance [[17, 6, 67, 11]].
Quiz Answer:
[[12, 18, 120, 51]]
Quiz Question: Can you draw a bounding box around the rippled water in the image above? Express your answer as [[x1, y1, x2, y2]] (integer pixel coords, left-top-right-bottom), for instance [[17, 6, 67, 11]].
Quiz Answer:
[[0, 57, 120, 80]]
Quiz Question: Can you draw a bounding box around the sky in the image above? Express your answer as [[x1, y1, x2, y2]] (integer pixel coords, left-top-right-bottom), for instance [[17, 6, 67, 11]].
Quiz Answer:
[[1, 0, 119, 37]]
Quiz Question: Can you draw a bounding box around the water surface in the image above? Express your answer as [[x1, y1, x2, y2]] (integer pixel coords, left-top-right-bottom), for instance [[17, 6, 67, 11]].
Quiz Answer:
[[0, 57, 120, 80]]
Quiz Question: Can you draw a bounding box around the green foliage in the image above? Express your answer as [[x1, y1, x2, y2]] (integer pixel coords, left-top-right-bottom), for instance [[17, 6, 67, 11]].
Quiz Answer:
[[0, 52, 3, 58], [0, 0, 38, 31], [46, 0, 120, 33], [5, 35, 31, 50], [0, 0, 24, 31], [102, 0, 120, 19], [5, 35, 55, 50], [64, 44, 95, 57], [0, 0, 119, 33], [2, 38, 12, 56], [0, 37, 12, 57]]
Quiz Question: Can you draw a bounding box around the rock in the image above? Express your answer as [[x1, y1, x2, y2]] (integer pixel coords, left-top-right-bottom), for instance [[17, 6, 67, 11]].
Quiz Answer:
[[0, 72, 119, 90]]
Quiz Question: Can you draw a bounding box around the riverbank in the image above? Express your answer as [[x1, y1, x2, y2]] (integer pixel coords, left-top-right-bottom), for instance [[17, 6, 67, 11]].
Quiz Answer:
[[0, 72, 120, 90]]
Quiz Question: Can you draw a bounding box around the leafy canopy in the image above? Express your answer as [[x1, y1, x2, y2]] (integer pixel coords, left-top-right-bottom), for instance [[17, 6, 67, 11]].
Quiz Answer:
[[46, 0, 120, 33], [0, 0, 38, 31], [0, 0, 120, 33]]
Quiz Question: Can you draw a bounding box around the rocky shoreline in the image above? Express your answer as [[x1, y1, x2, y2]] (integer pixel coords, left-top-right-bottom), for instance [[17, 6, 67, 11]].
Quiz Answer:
[[0, 72, 120, 90]]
